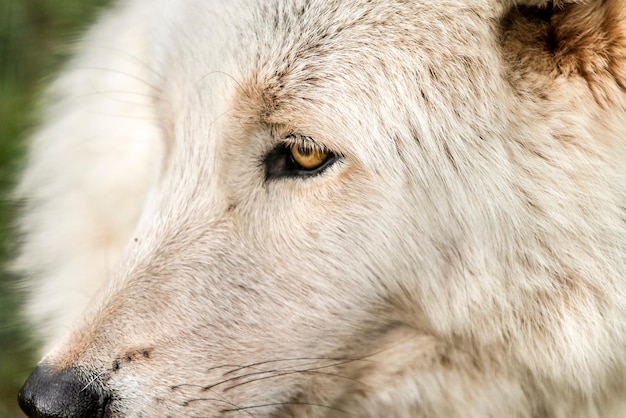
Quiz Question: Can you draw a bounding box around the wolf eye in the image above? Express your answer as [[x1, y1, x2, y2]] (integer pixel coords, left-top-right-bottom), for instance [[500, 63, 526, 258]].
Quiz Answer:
[[263, 138, 337, 179], [289, 144, 330, 170]]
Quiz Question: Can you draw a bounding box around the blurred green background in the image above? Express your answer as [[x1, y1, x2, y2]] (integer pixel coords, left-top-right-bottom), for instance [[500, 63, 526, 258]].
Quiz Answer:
[[0, 1, 109, 416]]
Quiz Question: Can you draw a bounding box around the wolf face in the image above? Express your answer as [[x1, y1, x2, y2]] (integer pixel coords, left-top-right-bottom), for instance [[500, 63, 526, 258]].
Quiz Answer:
[[17, 0, 626, 417]]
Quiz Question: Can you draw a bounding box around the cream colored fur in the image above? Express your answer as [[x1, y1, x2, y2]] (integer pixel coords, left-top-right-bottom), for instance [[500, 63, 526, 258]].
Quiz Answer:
[[16, 0, 626, 416]]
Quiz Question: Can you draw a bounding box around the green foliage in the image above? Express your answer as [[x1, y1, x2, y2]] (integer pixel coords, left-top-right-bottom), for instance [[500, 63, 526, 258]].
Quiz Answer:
[[0, 1, 109, 416]]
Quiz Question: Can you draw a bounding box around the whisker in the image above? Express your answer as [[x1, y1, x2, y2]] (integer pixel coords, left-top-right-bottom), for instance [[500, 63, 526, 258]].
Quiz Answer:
[[221, 401, 357, 417], [80, 371, 106, 392], [221, 356, 369, 376], [172, 382, 257, 418], [182, 397, 257, 418], [68, 90, 156, 101], [206, 364, 244, 373], [218, 334, 419, 379], [171, 383, 205, 391], [79, 43, 162, 78], [209, 357, 370, 392], [203, 370, 273, 392], [74, 67, 162, 93], [223, 367, 365, 392], [198, 70, 247, 96], [293, 370, 372, 388], [211, 334, 420, 392]]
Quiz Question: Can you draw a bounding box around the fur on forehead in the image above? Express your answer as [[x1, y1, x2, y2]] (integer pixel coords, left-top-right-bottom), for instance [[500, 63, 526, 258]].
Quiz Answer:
[[153, 0, 508, 160]]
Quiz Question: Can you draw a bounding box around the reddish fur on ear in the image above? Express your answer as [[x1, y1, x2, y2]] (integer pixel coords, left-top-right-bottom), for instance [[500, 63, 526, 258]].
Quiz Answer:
[[551, 0, 626, 86], [501, 0, 626, 105]]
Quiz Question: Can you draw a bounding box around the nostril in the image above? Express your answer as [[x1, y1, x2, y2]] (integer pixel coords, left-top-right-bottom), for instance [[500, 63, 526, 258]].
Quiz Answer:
[[18, 364, 109, 418]]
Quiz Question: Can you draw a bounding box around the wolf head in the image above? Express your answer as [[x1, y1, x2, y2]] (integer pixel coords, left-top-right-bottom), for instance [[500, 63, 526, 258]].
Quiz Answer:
[[17, 0, 626, 417]]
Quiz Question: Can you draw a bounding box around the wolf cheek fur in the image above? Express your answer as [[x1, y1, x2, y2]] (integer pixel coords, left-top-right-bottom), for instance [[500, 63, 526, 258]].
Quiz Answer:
[[16, 0, 626, 417]]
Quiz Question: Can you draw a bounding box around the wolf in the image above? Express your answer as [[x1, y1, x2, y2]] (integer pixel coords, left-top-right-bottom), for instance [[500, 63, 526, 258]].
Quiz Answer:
[[14, 0, 626, 417]]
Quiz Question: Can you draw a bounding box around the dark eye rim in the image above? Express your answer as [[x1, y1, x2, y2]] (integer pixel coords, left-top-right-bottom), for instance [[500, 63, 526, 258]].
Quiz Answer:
[[263, 142, 338, 180]]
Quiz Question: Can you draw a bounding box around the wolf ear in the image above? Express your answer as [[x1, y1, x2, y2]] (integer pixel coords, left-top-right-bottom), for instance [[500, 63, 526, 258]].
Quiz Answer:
[[503, 0, 577, 6], [499, 0, 626, 103]]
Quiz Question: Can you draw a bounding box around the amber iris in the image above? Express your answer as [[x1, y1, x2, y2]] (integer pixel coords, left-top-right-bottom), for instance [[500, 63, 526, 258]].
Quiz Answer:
[[289, 144, 330, 170]]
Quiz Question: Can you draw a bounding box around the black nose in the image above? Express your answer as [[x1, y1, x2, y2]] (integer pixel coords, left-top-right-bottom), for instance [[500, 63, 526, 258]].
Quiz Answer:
[[18, 364, 109, 418]]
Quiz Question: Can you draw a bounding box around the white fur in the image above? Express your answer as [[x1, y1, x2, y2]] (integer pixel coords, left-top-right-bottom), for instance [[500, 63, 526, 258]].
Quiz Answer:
[[16, 0, 626, 417]]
